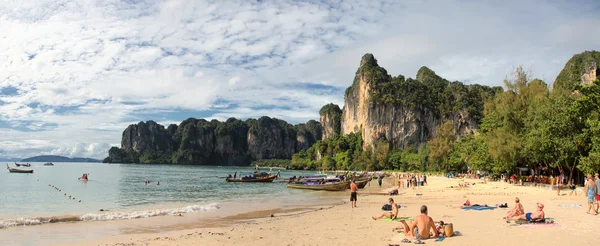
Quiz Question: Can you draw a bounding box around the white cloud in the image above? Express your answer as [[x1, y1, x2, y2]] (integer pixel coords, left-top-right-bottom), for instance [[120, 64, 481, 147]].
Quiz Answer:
[[0, 0, 599, 159]]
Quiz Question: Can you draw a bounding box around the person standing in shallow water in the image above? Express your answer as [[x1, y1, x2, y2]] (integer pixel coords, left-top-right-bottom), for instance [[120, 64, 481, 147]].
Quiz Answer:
[[350, 179, 358, 208]]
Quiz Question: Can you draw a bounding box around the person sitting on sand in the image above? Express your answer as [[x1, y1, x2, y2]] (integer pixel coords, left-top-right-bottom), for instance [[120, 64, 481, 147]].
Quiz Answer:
[[505, 197, 524, 219], [392, 205, 438, 243], [372, 198, 398, 220], [508, 202, 545, 222]]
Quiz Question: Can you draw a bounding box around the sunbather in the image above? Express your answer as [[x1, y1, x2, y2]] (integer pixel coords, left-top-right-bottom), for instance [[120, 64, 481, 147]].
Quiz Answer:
[[392, 205, 438, 243], [373, 198, 398, 220], [504, 197, 524, 219], [508, 202, 545, 222]]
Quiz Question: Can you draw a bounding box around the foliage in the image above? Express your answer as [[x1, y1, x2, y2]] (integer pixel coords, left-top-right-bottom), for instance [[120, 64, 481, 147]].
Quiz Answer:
[[554, 51, 600, 91], [428, 121, 456, 171]]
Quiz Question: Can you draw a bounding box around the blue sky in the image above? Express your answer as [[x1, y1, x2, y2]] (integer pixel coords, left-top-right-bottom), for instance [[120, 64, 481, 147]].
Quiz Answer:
[[0, 0, 599, 159]]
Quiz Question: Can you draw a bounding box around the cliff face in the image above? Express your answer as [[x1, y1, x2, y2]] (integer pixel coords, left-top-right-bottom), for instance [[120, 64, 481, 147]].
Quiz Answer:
[[319, 103, 342, 140], [107, 117, 322, 165], [121, 120, 173, 154], [554, 51, 600, 90], [339, 54, 495, 150]]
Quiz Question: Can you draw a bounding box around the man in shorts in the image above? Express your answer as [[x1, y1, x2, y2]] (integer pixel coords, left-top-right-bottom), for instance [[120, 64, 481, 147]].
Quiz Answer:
[[350, 179, 358, 208], [372, 198, 398, 220]]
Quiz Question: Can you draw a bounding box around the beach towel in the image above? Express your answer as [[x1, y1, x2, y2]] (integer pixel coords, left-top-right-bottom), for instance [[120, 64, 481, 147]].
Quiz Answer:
[[511, 218, 554, 225], [461, 206, 496, 211], [383, 217, 414, 222], [520, 223, 559, 228], [382, 204, 407, 211], [558, 204, 582, 207]]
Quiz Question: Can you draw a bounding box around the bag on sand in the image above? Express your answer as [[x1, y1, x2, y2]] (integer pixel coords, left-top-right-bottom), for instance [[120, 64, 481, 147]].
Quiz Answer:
[[444, 223, 454, 237]]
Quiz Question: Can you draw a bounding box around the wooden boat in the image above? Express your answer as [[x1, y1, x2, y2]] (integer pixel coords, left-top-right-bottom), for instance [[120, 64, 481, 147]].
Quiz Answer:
[[356, 179, 370, 189], [44, 162, 54, 166], [225, 174, 278, 183], [6, 164, 33, 173], [15, 162, 31, 167], [287, 181, 350, 191]]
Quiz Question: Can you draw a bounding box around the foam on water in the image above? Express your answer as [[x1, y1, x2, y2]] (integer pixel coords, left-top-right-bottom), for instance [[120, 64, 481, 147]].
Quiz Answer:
[[0, 203, 219, 229]]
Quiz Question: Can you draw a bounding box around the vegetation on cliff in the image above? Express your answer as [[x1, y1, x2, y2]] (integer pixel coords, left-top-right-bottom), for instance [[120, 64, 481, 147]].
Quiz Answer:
[[106, 51, 600, 180], [104, 116, 321, 165], [554, 51, 600, 91]]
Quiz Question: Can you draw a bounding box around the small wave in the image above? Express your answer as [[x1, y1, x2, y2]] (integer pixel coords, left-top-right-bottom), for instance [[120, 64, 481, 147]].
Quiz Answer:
[[0, 203, 219, 229]]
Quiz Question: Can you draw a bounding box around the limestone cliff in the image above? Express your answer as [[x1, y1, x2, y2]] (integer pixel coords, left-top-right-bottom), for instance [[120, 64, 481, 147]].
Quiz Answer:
[[339, 54, 497, 150], [319, 103, 341, 140], [554, 50, 600, 91], [106, 117, 322, 165]]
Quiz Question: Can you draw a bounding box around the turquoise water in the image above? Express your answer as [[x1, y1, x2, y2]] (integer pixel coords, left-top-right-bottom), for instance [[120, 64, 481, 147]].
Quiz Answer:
[[0, 162, 335, 228]]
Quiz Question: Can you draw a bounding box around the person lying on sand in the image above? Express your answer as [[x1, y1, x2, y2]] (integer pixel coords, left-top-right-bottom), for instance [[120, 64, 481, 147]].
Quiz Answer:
[[373, 198, 398, 220], [392, 205, 438, 243], [508, 202, 545, 222], [504, 197, 524, 219]]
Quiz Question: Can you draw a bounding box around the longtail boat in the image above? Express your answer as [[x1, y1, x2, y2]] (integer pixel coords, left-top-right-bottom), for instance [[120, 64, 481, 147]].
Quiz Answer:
[[15, 162, 31, 167], [356, 179, 370, 189], [287, 181, 350, 191], [6, 164, 33, 173], [225, 174, 278, 183]]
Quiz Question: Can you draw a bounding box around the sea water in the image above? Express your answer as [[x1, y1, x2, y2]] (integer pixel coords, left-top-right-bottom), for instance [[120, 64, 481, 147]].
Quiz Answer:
[[0, 163, 338, 228]]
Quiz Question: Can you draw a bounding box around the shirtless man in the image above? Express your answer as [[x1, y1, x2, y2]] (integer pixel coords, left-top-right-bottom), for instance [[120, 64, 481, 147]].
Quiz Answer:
[[350, 179, 358, 208], [504, 197, 524, 219], [393, 205, 438, 242], [372, 198, 398, 220], [508, 202, 545, 222]]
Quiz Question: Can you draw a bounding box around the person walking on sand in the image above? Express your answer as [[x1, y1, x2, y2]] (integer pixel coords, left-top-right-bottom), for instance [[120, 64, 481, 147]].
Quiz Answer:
[[372, 198, 398, 220], [350, 179, 358, 208], [392, 205, 438, 243], [584, 174, 597, 215], [378, 175, 383, 187]]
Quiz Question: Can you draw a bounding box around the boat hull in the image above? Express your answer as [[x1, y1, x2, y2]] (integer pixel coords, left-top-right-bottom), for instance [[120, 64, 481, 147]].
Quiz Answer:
[[8, 168, 33, 173], [287, 181, 350, 191], [225, 175, 277, 183]]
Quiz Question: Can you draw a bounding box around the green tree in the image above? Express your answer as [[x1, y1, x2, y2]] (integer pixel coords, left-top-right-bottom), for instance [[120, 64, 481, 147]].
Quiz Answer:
[[428, 121, 456, 171]]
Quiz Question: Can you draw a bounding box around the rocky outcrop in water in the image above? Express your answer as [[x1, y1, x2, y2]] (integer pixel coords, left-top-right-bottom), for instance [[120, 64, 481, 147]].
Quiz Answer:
[[105, 117, 322, 165]]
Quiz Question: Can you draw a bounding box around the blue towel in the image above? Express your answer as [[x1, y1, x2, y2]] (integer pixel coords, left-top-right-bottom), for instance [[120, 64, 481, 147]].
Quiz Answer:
[[462, 206, 496, 211]]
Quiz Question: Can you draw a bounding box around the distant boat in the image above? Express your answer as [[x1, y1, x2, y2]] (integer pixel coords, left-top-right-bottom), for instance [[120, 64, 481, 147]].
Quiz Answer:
[[15, 162, 31, 167], [44, 162, 54, 166], [6, 164, 33, 173], [225, 172, 278, 183]]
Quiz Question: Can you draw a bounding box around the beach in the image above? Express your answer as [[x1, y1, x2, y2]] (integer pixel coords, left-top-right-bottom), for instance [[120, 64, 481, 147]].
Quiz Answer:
[[34, 175, 598, 246]]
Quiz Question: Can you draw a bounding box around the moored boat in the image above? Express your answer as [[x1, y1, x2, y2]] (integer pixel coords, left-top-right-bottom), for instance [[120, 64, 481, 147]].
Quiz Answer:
[[15, 162, 31, 167], [225, 172, 278, 183], [356, 179, 370, 189], [44, 162, 54, 166], [6, 164, 33, 173], [287, 181, 350, 191]]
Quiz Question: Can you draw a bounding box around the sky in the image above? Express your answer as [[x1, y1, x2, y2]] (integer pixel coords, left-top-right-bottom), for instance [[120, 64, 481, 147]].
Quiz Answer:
[[0, 0, 599, 160]]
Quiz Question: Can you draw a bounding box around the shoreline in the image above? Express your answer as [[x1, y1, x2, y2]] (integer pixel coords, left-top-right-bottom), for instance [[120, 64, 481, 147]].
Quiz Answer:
[[0, 183, 349, 246], [46, 176, 600, 246]]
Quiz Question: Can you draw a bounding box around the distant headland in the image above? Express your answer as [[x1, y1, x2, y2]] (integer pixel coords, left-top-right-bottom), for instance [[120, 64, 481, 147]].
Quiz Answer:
[[21, 155, 101, 163]]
